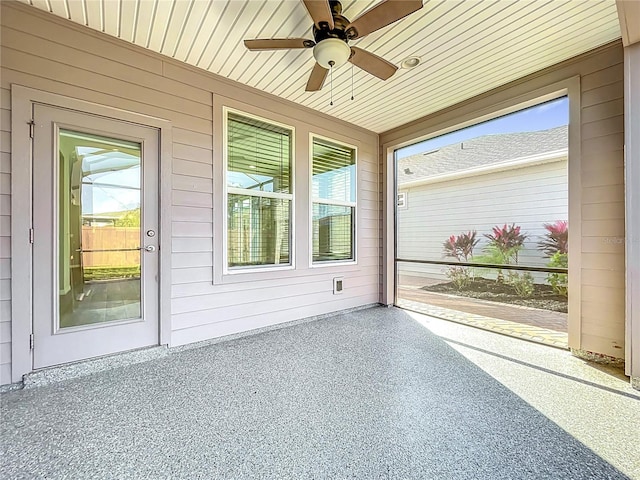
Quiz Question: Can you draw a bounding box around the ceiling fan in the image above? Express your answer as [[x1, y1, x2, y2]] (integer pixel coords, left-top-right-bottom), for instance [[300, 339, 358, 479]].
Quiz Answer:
[[244, 0, 424, 92]]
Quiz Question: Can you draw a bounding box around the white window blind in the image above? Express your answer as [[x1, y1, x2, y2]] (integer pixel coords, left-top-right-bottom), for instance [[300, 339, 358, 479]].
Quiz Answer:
[[227, 112, 293, 268], [312, 137, 356, 263]]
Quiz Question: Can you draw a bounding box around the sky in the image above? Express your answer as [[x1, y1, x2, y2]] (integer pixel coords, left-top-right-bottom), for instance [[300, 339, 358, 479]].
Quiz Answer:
[[83, 164, 140, 215], [396, 96, 569, 159]]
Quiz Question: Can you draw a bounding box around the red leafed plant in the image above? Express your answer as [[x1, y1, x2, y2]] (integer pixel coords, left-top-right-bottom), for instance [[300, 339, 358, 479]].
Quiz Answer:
[[443, 231, 480, 262], [538, 220, 568, 256], [483, 223, 528, 264], [442, 231, 479, 290]]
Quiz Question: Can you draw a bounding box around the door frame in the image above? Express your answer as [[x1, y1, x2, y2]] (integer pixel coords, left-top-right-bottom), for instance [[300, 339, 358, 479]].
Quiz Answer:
[[10, 85, 173, 383]]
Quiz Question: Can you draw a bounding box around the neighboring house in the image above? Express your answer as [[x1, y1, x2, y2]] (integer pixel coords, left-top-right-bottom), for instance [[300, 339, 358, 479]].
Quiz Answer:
[[397, 126, 568, 282]]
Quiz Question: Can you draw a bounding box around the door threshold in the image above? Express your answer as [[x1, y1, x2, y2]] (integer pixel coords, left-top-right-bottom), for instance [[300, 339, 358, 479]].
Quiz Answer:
[[22, 345, 168, 390]]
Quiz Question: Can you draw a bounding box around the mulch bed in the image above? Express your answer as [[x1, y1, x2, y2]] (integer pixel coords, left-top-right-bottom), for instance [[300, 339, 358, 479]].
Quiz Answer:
[[421, 278, 568, 313]]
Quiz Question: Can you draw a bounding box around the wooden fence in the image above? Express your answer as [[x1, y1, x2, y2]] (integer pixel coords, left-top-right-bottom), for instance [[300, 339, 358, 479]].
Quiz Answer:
[[81, 226, 140, 267]]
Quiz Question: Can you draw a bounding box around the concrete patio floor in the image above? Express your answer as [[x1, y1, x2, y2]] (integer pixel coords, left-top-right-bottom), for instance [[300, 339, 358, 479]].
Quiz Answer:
[[1, 307, 638, 479]]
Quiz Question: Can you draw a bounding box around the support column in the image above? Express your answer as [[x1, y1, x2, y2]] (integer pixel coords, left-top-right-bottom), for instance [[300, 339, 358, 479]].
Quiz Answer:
[[617, 0, 640, 390], [624, 44, 640, 390]]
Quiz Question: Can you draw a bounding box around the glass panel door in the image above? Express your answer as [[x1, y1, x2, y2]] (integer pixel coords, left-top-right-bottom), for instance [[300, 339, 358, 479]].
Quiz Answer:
[[58, 129, 143, 328], [33, 103, 159, 369]]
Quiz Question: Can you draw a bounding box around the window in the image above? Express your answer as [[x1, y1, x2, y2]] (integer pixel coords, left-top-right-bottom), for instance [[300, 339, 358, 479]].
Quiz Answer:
[[397, 192, 407, 209], [226, 111, 293, 269], [311, 136, 356, 263]]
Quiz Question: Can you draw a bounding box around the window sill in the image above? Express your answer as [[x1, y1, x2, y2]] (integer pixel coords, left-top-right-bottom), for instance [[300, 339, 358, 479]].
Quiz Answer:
[[225, 264, 295, 276], [311, 260, 357, 268]]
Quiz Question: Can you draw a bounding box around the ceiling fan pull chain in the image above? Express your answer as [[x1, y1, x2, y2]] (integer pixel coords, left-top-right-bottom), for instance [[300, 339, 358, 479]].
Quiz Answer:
[[351, 64, 354, 101], [329, 61, 334, 106]]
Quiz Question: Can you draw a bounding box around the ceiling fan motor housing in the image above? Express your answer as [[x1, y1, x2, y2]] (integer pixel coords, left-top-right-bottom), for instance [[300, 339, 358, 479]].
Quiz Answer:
[[312, 2, 350, 42], [311, 1, 353, 69]]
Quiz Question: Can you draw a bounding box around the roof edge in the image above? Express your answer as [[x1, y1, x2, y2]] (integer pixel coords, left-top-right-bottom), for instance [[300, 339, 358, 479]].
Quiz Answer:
[[398, 148, 567, 188]]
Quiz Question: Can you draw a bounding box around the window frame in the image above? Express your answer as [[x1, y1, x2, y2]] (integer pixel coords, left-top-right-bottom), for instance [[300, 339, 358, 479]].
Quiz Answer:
[[309, 133, 358, 267], [223, 107, 296, 274]]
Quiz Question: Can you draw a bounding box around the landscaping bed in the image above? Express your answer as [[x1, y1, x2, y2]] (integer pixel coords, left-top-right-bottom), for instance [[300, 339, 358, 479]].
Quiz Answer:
[[421, 277, 568, 313]]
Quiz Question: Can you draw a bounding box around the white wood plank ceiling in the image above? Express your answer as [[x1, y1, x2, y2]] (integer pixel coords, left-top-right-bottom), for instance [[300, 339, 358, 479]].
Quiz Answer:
[[20, 0, 621, 133]]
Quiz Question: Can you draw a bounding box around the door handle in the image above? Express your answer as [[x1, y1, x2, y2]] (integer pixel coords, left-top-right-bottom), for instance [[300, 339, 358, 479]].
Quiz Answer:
[[77, 248, 146, 253], [77, 246, 156, 252]]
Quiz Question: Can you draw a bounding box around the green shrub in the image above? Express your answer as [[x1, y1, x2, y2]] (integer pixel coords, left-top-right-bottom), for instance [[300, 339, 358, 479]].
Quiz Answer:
[[547, 252, 568, 297], [445, 266, 474, 290], [507, 271, 535, 297]]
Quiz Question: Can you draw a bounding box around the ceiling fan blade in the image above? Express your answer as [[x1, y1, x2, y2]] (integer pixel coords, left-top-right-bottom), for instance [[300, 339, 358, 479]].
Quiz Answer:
[[346, 0, 423, 39], [301, 0, 334, 30], [305, 63, 329, 91], [348, 47, 397, 80], [244, 38, 315, 50]]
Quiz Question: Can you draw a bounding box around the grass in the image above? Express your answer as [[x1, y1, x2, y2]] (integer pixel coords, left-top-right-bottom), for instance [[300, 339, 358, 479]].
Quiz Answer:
[[83, 266, 140, 282]]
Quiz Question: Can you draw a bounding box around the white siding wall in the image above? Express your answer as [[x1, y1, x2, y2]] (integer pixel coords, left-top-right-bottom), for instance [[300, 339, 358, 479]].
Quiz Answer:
[[0, 3, 380, 384], [397, 161, 568, 282]]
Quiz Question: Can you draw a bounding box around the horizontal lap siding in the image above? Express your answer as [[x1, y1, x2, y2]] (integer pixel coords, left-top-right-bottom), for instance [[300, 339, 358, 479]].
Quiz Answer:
[[397, 161, 568, 283], [171, 265, 380, 298], [171, 291, 380, 346], [0, 3, 379, 382], [0, 81, 11, 383], [580, 56, 626, 357]]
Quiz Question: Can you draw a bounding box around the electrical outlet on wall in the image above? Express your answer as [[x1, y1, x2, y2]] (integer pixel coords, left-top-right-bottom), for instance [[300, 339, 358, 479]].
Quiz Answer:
[[333, 277, 344, 295]]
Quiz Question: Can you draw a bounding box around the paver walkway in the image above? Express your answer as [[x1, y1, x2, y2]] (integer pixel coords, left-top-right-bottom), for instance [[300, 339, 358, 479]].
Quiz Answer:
[[397, 285, 568, 349]]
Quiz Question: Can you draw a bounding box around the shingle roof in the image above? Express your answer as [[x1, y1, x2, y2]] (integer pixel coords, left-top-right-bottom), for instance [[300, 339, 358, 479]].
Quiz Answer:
[[397, 126, 568, 185]]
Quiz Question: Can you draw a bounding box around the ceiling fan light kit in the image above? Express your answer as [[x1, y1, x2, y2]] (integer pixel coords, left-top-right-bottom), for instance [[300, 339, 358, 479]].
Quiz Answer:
[[244, 0, 424, 97], [313, 38, 352, 69]]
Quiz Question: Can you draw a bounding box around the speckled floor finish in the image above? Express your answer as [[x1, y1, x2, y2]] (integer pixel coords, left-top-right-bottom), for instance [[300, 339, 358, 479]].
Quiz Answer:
[[2, 307, 638, 479]]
